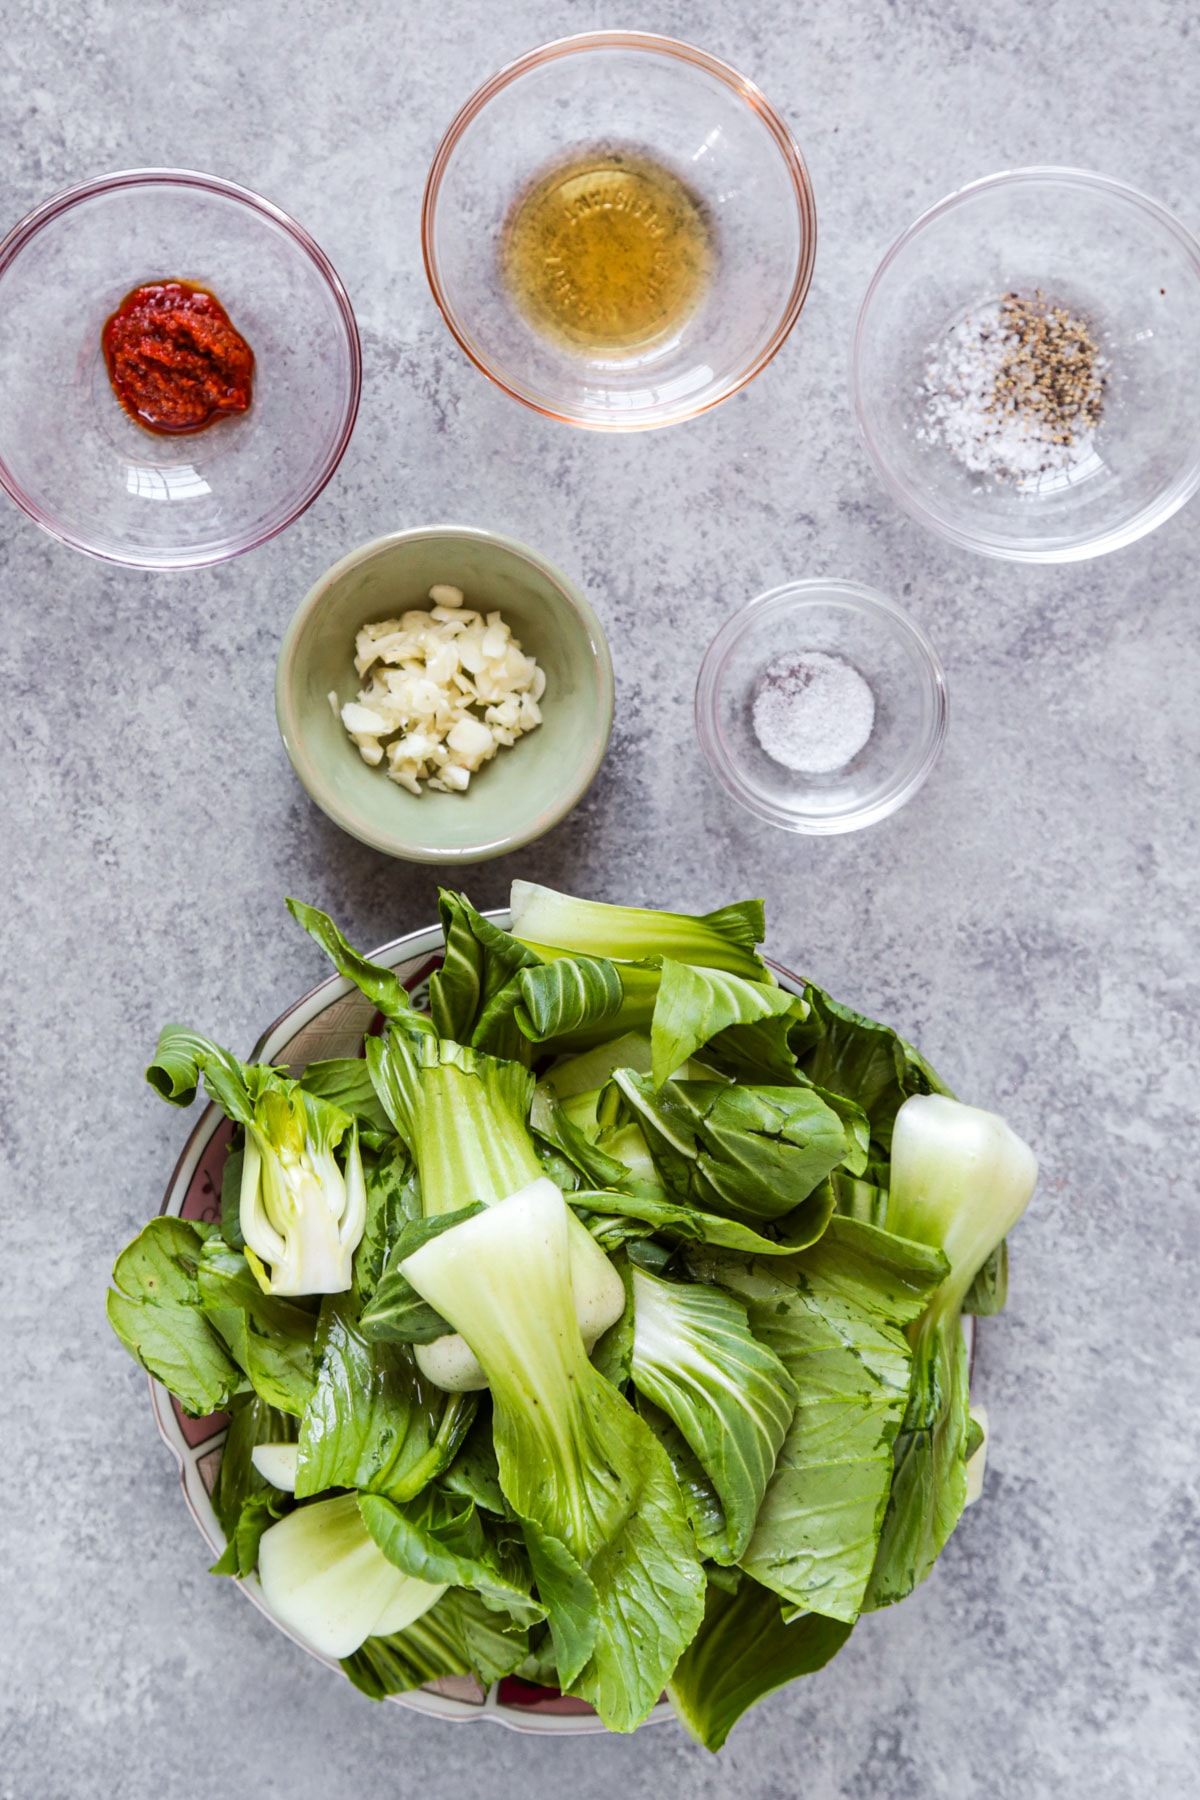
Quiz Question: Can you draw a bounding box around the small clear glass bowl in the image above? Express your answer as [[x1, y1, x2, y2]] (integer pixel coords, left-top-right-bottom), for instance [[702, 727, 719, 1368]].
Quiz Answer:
[[0, 169, 361, 568], [695, 579, 948, 835], [852, 168, 1200, 562], [422, 31, 816, 431]]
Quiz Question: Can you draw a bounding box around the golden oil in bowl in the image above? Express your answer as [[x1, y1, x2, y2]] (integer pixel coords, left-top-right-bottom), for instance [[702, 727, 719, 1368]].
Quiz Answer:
[[501, 147, 713, 355]]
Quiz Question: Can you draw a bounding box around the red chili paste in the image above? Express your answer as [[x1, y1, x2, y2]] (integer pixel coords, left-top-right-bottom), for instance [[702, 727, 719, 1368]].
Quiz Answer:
[[101, 281, 255, 434]]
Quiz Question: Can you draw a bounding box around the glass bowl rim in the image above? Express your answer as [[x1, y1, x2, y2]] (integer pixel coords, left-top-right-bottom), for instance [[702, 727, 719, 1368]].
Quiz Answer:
[[421, 29, 817, 432], [850, 164, 1200, 564], [0, 165, 363, 569], [694, 576, 949, 835]]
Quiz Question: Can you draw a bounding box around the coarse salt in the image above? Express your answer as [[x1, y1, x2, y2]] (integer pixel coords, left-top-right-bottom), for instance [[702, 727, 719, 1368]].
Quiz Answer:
[[752, 651, 875, 775]]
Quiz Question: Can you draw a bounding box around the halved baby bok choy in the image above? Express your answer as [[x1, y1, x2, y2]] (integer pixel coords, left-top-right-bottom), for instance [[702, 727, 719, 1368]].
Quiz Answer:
[[147, 1027, 366, 1296]]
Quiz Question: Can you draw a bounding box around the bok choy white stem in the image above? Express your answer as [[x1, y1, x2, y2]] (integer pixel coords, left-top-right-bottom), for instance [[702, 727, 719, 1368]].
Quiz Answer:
[[240, 1093, 367, 1297], [256, 1492, 445, 1658]]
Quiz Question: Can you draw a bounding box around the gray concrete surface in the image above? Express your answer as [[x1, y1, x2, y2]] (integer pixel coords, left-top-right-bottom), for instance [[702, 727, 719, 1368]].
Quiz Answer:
[[2, 2, 1198, 1796]]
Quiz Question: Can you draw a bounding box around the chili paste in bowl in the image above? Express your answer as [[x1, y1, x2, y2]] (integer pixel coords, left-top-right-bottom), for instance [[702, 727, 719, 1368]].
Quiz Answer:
[[102, 280, 255, 435]]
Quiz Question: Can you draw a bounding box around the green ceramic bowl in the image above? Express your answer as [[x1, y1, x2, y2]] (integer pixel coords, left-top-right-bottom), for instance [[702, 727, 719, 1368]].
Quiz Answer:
[[275, 526, 614, 862]]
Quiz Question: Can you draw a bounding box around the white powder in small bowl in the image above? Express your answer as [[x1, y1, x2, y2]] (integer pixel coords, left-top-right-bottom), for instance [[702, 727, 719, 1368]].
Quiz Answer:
[[751, 650, 875, 775]]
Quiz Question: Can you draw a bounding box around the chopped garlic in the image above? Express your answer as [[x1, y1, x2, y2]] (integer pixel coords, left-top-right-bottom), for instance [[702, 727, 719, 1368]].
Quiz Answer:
[[446, 715, 496, 766], [338, 586, 546, 796], [341, 701, 392, 736]]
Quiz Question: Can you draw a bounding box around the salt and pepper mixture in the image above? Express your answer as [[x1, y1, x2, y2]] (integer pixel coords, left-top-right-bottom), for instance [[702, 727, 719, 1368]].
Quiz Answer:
[[921, 291, 1107, 486]]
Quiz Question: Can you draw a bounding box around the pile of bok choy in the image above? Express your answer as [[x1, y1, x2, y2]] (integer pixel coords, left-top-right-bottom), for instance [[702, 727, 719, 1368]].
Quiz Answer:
[[107, 883, 1036, 1749]]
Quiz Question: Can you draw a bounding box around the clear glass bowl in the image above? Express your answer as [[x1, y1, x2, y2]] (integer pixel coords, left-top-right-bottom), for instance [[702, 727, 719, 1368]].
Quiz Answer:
[[852, 168, 1200, 562], [0, 170, 361, 568], [422, 31, 816, 430], [695, 579, 948, 834]]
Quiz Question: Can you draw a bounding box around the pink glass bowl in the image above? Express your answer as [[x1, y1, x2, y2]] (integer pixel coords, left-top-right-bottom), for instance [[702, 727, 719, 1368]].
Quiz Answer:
[[423, 32, 816, 430], [0, 169, 361, 568]]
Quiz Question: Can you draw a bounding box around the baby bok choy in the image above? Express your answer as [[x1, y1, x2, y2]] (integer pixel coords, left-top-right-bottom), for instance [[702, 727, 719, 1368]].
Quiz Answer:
[[867, 1093, 1038, 1607], [401, 1179, 706, 1732], [362, 1030, 623, 1390], [146, 1026, 366, 1296], [109, 882, 1038, 1747]]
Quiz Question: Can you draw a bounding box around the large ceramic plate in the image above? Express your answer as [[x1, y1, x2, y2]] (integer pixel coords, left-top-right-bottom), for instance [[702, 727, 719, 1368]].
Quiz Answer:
[[150, 913, 974, 1734]]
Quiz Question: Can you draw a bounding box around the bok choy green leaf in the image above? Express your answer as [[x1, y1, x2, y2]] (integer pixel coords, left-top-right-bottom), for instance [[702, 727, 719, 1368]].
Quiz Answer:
[[106, 1218, 245, 1417], [298, 1058, 395, 1141], [611, 1070, 850, 1225], [195, 1239, 318, 1415], [649, 960, 797, 1091], [429, 889, 542, 1057], [296, 1295, 474, 1501], [568, 1186, 836, 1258], [689, 1216, 947, 1623], [629, 1268, 797, 1563], [286, 898, 435, 1036], [799, 985, 952, 1152], [513, 954, 625, 1043], [359, 1490, 544, 1626], [669, 1575, 853, 1751]]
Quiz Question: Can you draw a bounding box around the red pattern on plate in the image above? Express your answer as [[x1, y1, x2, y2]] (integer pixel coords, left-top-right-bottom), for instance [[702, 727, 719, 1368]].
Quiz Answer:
[[171, 1394, 228, 1448], [181, 1118, 234, 1225], [496, 1679, 598, 1715]]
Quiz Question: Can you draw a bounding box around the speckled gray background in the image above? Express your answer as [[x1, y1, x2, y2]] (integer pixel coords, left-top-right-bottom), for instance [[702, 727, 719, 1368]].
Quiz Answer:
[[2, 1, 1198, 1795]]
